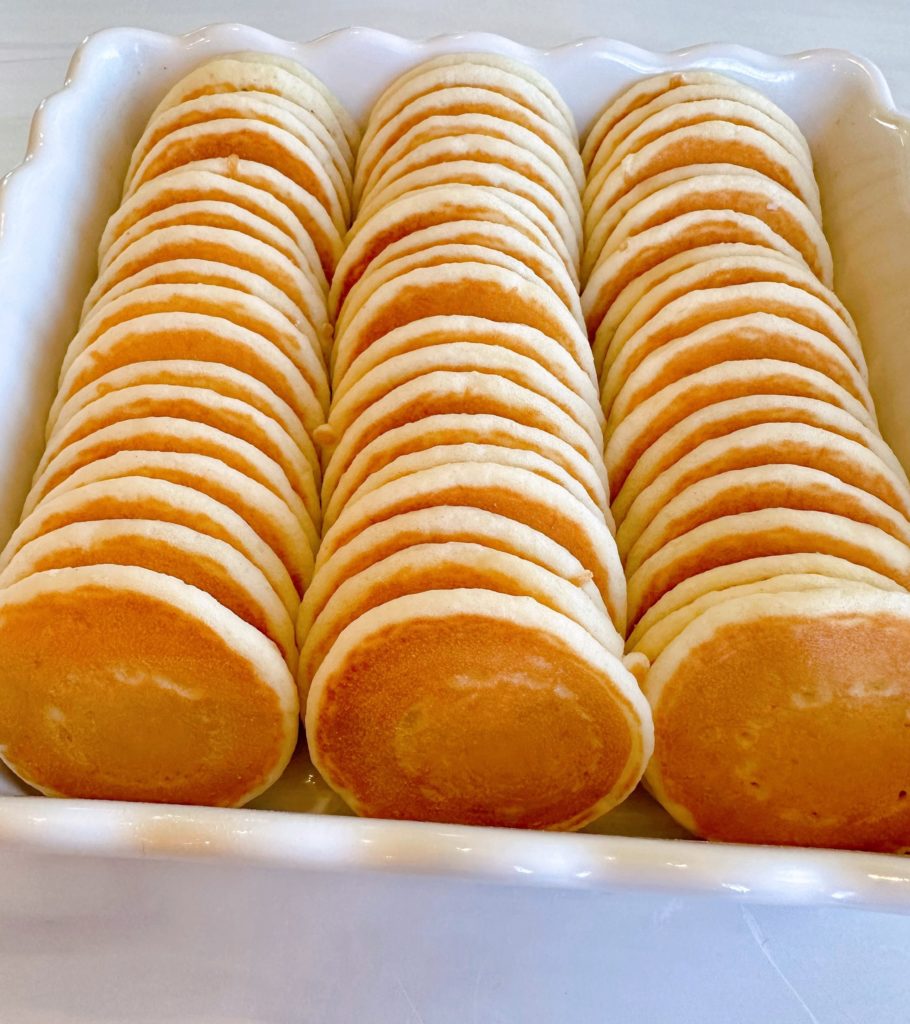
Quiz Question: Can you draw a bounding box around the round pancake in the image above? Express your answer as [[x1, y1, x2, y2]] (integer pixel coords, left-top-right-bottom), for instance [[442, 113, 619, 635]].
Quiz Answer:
[[642, 588, 910, 850], [125, 117, 348, 232], [582, 70, 804, 171], [316, 462, 626, 630], [322, 412, 609, 521], [49, 357, 322, 456], [626, 507, 910, 626], [631, 572, 886, 663], [329, 184, 575, 313], [299, 505, 603, 638], [64, 283, 328, 413], [299, 541, 618, 690], [148, 55, 357, 159], [604, 315, 875, 430], [355, 89, 584, 202], [330, 443, 604, 532], [0, 564, 298, 805], [55, 312, 321, 434], [584, 120, 822, 227], [623, 464, 910, 576], [25, 417, 313, 532], [582, 209, 808, 341], [597, 247, 855, 363], [333, 315, 599, 415], [618, 422, 910, 552], [83, 225, 326, 328], [1, 476, 298, 617], [605, 358, 880, 495], [100, 165, 331, 276], [0, 518, 297, 669], [125, 92, 350, 212], [37, 384, 318, 513], [612, 393, 906, 526], [336, 233, 582, 330], [331, 263, 592, 384], [30, 449, 314, 594], [318, 371, 608, 501], [628, 552, 905, 650], [601, 283, 866, 402], [325, 344, 604, 451], [387, 53, 576, 143], [306, 589, 651, 829], [586, 170, 832, 287]]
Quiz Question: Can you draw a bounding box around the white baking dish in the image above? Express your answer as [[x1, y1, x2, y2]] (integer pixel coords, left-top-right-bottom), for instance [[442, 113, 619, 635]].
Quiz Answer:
[[1, 25, 910, 1020]]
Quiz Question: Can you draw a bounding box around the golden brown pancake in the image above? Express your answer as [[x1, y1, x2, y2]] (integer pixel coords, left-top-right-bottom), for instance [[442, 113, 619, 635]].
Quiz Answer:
[[642, 588, 910, 850], [0, 564, 298, 805], [306, 589, 651, 829]]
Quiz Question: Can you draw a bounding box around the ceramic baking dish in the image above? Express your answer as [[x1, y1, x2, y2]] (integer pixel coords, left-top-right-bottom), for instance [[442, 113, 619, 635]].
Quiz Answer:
[[1, 24, 909, 924]]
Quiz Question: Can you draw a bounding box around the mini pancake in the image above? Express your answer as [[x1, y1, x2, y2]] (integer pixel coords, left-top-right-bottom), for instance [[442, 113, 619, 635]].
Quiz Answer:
[[0, 564, 298, 805], [630, 572, 888, 663], [30, 449, 314, 594], [331, 263, 592, 385], [581, 70, 800, 170], [100, 196, 326, 298], [99, 165, 331, 274], [125, 92, 351, 210], [329, 443, 605, 532], [642, 588, 910, 850], [336, 232, 582, 330], [322, 412, 609, 522], [617, 422, 910, 554], [82, 257, 312, 337], [82, 225, 327, 330], [598, 247, 855, 364], [582, 209, 808, 341], [55, 312, 321, 434], [0, 476, 298, 617], [299, 505, 604, 639], [25, 417, 313, 532], [333, 315, 600, 416], [299, 541, 618, 692], [36, 384, 319, 513], [329, 185, 576, 314], [306, 589, 650, 829], [604, 358, 880, 495], [316, 463, 626, 630], [318, 372, 608, 501], [584, 99, 817, 222], [626, 507, 910, 626], [587, 81, 812, 181], [354, 89, 584, 202], [148, 54, 358, 160], [584, 120, 822, 227], [387, 53, 575, 144], [623, 464, 910, 576], [612, 393, 906, 526], [325, 344, 604, 452], [604, 315, 876, 431], [0, 518, 297, 669], [628, 552, 905, 650], [65, 283, 328, 413], [125, 117, 348, 232], [586, 171, 832, 287], [361, 60, 577, 157]]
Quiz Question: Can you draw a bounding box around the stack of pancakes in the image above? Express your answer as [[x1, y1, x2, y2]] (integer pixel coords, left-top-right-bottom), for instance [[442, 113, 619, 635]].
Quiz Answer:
[[303, 54, 653, 829], [0, 53, 357, 806], [583, 71, 910, 850]]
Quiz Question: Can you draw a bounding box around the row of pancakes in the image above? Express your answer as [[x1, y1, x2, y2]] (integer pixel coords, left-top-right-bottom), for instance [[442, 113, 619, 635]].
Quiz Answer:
[[581, 72, 910, 850], [0, 53, 360, 805], [301, 55, 653, 829]]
